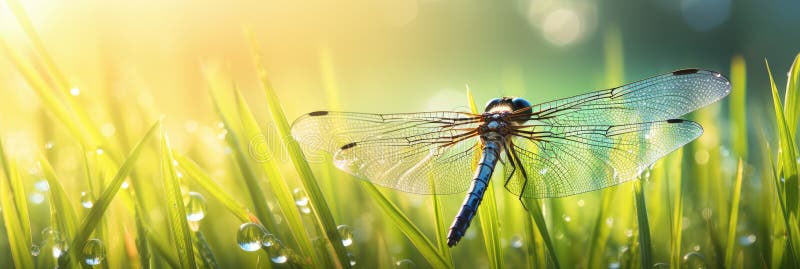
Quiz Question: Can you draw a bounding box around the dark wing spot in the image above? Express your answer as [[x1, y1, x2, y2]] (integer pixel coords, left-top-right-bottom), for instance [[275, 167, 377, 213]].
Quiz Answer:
[[341, 142, 357, 150], [308, 111, 329, 116], [672, 69, 699, 76], [666, 119, 684, 123]]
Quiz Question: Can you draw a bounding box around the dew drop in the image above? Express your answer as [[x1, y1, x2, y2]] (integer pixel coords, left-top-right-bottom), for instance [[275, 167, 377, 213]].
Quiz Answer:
[[347, 253, 357, 266], [29, 192, 45, 204], [738, 234, 757, 246], [262, 233, 278, 248], [625, 229, 634, 238], [293, 188, 309, 206], [70, 87, 81, 96], [34, 180, 50, 191], [237, 223, 267, 252], [185, 192, 207, 222], [337, 225, 354, 247], [52, 238, 68, 258], [562, 215, 572, 222], [605, 217, 614, 227], [95, 148, 104, 155], [82, 239, 105, 266], [121, 181, 130, 189], [395, 259, 417, 269], [30, 244, 40, 256], [510, 235, 523, 248], [682, 252, 708, 269], [80, 191, 94, 208], [188, 221, 201, 232], [44, 141, 55, 150], [608, 262, 620, 269], [270, 248, 288, 264]]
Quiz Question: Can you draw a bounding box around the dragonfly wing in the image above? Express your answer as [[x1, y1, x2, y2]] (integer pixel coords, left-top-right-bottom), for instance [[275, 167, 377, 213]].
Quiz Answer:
[[504, 120, 702, 198], [525, 69, 730, 125], [291, 111, 482, 194]]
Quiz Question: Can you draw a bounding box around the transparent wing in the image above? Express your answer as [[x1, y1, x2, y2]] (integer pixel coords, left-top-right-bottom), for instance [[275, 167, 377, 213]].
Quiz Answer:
[[521, 69, 731, 125], [504, 120, 702, 198], [291, 111, 482, 194]]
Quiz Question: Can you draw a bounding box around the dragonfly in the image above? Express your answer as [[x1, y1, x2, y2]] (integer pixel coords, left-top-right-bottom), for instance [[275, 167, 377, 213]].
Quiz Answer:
[[290, 69, 731, 247]]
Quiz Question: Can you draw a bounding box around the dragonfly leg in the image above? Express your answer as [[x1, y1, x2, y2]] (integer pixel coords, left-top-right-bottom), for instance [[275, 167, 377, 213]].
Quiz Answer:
[[509, 140, 531, 211], [501, 140, 517, 191]]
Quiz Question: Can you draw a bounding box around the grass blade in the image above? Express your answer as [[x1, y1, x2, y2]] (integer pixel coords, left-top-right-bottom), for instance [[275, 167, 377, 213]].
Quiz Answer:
[[668, 150, 684, 269], [724, 159, 745, 268], [525, 199, 561, 269], [466, 87, 504, 269], [633, 179, 652, 268], [730, 55, 748, 159], [38, 155, 80, 241], [0, 157, 35, 269], [174, 154, 256, 223], [430, 174, 453, 267], [0, 138, 32, 246], [360, 183, 450, 268], [784, 53, 800, 137], [233, 88, 321, 267], [64, 120, 160, 267], [246, 29, 350, 268], [766, 60, 799, 217], [159, 127, 198, 269]]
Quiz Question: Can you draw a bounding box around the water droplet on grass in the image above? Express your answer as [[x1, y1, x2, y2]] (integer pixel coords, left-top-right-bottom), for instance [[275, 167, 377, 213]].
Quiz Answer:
[[738, 234, 756, 246], [270, 248, 288, 264], [185, 192, 207, 221], [563, 215, 571, 222], [81, 191, 94, 208], [682, 252, 707, 269], [608, 262, 620, 269], [95, 148, 104, 155], [293, 188, 309, 206], [34, 180, 49, 191], [395, 259, 417, 269], [347, 253, 357, 266], [29, 192, 45, 204], [237, 223, 267, 252], [652, 263, 669, 268], [510, 235, 523, 248], [337, 225, 353, 247], [82, 239, 105, 266], [262, 233, 278, 247], [30, 244, 40, 256]]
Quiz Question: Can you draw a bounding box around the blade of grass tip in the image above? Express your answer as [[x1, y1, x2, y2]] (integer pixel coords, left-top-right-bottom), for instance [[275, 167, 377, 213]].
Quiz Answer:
[[233, 87, 321, 267], [206, 79, 276, 232], [64, 120, 160, 267], [730, 55, 748, 159], [0, 37, 92, 147], [766, 60, 799, 219], [724, 159, 745, 268], [361, 183, 450, 269], [174, 154, 254, 223], [5, 0, 107, 149], [160, 127, 199, 269], [668, 150, 684, 269], [784, 53, 800, 137], [0, 158, 35, 269], [466, 87, 504, 269], [524, 198, 561, 269], [633, 179, 652, 268], [245, 29, 349, 268], [39, 155, 80, 240]]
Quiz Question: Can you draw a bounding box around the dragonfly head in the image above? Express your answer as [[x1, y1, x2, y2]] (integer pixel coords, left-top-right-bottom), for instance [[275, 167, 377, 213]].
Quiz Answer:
[[484, 97, 532, 124]]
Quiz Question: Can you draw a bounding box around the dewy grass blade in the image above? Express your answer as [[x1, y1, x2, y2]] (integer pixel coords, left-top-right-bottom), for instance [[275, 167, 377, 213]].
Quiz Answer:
[[175, 154, 255, 223], [784, 53, 800, 137], [361, 183, 451, 269], [5, 0, 107, 150], [160, 127, 198, 269], [245, 29, 350, 268], [233, 88, 321, 267], [467, 88, 504, 269], [766, 61, 799, 217], [730, 55, 748, 159], [0, 37, 92, 148], [430, 174, 453, 267], [767, 60, 800, 267], [39, 155, 80, 241], [206, 77, 276, 232], [0, 158, 34, 269], [724, 159, 745, 268], [64, 120, 160, 267]]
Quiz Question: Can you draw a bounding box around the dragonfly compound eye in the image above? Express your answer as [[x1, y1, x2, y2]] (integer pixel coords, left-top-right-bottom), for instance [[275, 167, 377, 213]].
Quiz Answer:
[[484, 98, 502, 112]]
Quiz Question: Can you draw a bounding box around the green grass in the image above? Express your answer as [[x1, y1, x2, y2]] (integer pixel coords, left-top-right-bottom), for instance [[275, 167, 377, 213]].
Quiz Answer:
[[2, 4, 800, 268]]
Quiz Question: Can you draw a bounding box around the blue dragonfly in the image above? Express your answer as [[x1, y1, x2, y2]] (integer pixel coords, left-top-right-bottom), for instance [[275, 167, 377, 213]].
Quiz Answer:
[[291, 69, 731, 247]]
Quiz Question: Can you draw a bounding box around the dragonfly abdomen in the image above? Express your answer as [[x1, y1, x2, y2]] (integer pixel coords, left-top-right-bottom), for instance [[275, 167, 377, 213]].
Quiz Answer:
[[447, 139, 502, 247]]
